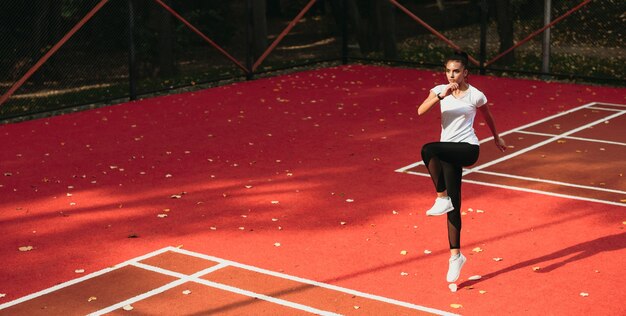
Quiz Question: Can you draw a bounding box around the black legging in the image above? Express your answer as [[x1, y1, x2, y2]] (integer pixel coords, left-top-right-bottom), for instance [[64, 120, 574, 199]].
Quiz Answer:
[[421, 142, 480, 249]]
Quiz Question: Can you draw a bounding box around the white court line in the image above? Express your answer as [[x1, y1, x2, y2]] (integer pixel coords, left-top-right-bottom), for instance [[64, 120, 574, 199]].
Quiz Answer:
[[89, 262, 342, 316], [170, 247, 459, 316], [0, 247, 172, 310], [404, 170, 626, 208], [463, 109, 626, 176], [590, 102, 626, 108], [1, 246, 458, 316], [587, 106, 625, 112], [516, 130, 626, 147], [471, 169, 626, 195], [395, 102, 599, 174]]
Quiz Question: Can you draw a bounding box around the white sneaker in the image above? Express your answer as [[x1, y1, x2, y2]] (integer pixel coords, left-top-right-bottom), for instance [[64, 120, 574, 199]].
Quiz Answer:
[[446, 253, 466, 282], [425, 196, 454, 216]]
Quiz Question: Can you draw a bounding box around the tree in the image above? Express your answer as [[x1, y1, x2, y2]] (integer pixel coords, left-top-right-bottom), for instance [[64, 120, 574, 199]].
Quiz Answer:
[[490, 0, 515, 64]]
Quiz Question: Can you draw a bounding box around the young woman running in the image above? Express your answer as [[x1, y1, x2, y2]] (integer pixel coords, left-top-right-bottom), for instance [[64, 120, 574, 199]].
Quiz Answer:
[[418, 51, 507, 283]]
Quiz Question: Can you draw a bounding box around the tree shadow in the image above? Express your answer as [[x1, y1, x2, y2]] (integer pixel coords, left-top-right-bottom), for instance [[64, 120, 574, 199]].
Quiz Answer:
[[458, 232, 626, 289]]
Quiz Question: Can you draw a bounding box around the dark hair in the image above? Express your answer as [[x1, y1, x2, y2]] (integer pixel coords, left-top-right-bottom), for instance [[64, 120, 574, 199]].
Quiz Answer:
[[445, 51, 469, 69]]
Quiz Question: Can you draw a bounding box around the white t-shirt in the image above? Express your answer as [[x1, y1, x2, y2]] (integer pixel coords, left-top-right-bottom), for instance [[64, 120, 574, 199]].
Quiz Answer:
[[431, 84, 487, 145]]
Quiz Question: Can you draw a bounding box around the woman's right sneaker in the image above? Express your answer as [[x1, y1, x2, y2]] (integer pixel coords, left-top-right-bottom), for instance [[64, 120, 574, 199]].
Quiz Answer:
[[425, 196, 454, 216], [446, 253, 466, 282]]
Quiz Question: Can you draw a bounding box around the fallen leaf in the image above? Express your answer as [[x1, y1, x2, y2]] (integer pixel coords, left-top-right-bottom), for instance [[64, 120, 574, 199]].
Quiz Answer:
[[271, 201, 280, 204], [75, 269, 85, 274], [450, 303, 462, 309], [448, 284, 458, 292], [274, 242, 281, 247], [346, 199, 354, 203], [400, 250, 408, 255], [122, 305, 134, 311], [580, 292, 589, 297], [493, 257, 503, 262], [479, 290, 487, 294], [88, 296, 97, 302], [424, 250, 432, 254], [18, 246, 33, 252], [468, 275, 482, 281], [182, 290, 192, 295], [472, 247, 483, 253], [353, 306, 360, 310], [157, 214, 168, 218], [392, 210, 399, 215], [400, 272, 409, 276], [532, 266, 541, 271], [0, 293, 6, 298], [340, 221, 347, 225]]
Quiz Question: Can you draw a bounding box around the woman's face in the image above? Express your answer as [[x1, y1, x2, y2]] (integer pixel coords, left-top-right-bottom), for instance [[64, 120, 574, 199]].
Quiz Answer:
[[445, 60, 467, 84]]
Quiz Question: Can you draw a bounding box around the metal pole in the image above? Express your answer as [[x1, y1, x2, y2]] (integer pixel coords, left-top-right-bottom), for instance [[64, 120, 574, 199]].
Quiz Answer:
[[246, 0, 254, 80], [541, 0, 552, 77], [479, 0, 488, 75], [341, 0, 348, 64], [127, 0, 137, 100]]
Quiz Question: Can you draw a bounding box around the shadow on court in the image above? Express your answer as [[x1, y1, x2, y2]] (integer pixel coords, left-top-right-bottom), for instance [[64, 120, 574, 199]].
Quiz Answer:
[[459, 232, 626, 289]]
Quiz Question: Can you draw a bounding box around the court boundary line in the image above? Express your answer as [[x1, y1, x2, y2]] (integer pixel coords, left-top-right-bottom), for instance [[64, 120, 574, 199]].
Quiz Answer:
[[0, 247, 172, 310], [395, 101, 600, 173], [515, 130, 626, 147], [169, 247, 458, 315], [0, 246, 458, 316], [395, 102, 626, 207], [90, 262, 341, 316], [463, 108, 625, 175], [469, 169, 626, 195], [403, 170, 625, 207]]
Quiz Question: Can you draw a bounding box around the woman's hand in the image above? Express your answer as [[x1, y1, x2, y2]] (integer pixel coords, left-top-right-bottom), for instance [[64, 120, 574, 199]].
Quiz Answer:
[[440, 83, 459, 98], [495, 136, 507, 152]]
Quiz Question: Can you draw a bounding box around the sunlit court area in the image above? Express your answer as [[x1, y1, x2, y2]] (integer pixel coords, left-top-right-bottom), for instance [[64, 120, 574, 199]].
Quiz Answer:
[[1, 1, 624, 315]]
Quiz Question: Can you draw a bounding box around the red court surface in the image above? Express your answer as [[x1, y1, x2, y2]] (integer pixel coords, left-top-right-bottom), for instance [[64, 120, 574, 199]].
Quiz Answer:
[[1, 65, 625, 315]]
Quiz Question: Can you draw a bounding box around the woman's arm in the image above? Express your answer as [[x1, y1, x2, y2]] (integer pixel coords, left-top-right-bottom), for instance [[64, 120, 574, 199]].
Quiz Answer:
[[479, 104, 507, 152], [418, 84, 458, 116], [417, 91, 441, 115]]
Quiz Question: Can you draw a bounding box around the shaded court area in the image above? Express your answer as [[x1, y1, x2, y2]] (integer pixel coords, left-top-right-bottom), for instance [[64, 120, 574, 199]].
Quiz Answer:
[[1, 65, 625, 315]]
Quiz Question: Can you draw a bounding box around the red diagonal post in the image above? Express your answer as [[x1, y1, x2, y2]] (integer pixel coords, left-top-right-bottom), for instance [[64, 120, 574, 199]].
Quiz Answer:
[[252, 0, 317, 72], [485, 0, 591, 67], [152, 0, 248, 74], [0, 0, 110, 107], [389, 0, 480, 66]]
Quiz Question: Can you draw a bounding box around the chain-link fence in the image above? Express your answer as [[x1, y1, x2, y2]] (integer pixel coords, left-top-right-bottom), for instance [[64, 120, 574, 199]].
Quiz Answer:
[[1, 0, 623, 121]]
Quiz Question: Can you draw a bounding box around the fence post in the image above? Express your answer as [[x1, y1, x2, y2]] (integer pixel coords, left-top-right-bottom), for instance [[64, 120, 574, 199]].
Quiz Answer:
[[341, 0, 348, 64], [479, 0, 488, 75], [127, 0, 137, 100], [245, 0, 254, 80], [541, 0, 552, 78]]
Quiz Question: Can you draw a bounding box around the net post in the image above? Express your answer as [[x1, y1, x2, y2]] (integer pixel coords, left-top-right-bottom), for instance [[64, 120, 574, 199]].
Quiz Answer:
[[541, 0, 552, 79]]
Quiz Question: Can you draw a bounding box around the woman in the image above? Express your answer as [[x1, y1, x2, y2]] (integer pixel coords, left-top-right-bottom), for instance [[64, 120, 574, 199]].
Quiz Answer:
[[417, 51, 507, 283]]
